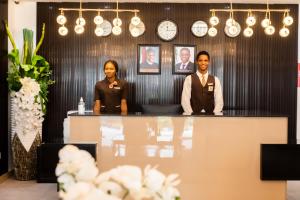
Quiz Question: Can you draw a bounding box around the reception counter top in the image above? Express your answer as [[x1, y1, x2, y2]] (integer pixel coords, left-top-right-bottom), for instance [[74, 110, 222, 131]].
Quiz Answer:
[[69, 110, 287, 117], [67, 115, 287, 200]]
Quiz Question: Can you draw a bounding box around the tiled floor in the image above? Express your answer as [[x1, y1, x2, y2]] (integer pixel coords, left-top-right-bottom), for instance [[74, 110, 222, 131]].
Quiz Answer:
[[0, 178, 57, 200], [0, 177, 299, 200]]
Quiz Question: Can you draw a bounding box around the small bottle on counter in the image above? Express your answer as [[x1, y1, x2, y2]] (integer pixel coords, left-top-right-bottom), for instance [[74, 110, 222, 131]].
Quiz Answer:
[[78, 97, 85, 115]]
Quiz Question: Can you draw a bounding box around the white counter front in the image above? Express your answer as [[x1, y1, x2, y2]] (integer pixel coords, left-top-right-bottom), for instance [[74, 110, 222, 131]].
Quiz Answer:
[[68, 115, 288, 200]]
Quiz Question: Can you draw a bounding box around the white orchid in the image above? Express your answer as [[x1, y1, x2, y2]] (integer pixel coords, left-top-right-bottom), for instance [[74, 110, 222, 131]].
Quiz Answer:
[[11, 77, 44, 152], [57, 145, 181, 200]]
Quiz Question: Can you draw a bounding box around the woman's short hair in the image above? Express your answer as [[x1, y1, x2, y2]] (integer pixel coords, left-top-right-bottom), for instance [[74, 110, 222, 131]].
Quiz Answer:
[[103, 60, 119, 72], [196, 51, 210, 61]]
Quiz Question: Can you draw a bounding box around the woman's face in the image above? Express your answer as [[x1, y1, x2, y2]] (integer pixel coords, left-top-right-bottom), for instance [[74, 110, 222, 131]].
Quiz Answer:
[[104, 62, 116, 78]]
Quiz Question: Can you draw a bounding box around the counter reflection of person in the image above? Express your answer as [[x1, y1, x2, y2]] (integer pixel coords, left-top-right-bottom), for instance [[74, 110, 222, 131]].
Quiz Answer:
[[140, 48, 159, 72], [93, 60, 128, 115], [181, 51, 223, 115], [175, 48, 194, 73]]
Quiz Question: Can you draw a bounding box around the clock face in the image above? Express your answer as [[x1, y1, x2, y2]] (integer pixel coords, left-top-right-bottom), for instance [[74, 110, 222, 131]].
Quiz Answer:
[[157, 20, 178, 41], [191, 20, 208, 37], [99, 20, 112, 37], [129, 21, 145, 37]]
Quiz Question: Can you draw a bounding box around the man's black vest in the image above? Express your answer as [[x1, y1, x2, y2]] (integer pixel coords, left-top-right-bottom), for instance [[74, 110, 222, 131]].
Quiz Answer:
[[190, 74, 215, 114]]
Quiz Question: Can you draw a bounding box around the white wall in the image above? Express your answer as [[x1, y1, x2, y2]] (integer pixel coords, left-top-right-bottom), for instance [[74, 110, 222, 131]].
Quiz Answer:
[[8, 0, 36, 51]]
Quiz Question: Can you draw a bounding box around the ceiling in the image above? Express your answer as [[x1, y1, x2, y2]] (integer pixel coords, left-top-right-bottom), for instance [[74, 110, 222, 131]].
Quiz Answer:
[[28, 0, 300, 4]]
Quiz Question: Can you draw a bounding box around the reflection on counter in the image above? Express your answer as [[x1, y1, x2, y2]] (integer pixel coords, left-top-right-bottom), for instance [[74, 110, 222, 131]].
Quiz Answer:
[[181, 117, 194, 150], [99, 116, 194, 157], [100, 116, 124, 147], [159, 145, 174, 158], [157, 117, 174, 142]]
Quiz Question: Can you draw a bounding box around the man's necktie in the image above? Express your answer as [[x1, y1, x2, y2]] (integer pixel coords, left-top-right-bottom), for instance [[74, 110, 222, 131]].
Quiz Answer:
[[201, 76, 206, 87], [181, 64, 186, 70]]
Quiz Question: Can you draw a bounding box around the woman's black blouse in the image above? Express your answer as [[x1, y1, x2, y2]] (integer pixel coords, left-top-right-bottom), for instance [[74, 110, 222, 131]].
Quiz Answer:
[[94, 78, 128, 114]]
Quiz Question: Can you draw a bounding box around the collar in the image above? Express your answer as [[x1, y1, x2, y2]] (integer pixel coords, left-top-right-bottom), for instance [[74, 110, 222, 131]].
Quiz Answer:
[[105, 77, 119, 84], [196, 71, 208, 79], [182, 61, 189, 66], [146, 60, 154, 65]]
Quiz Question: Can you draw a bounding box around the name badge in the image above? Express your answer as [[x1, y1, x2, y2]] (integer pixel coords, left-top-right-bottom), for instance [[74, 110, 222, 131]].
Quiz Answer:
[[208, 86, 214, 91], [208, 83, 214, 86], [114, 87, 121, 90]]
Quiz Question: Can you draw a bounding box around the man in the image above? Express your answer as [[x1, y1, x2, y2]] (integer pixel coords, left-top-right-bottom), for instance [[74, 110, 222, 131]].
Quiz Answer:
[[181, 51, 223, 115], [140, 48, 159, 73], [175, 48, 194, 73]]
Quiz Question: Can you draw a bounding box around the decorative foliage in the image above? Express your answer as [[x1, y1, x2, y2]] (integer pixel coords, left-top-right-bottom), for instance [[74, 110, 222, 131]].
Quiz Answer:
[[5, 22, 54, 114], [56, 145, 181, 200]]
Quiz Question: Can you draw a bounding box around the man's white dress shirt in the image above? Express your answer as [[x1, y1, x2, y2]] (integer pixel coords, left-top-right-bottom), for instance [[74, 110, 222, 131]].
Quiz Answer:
[[181, 71, 224, 115]]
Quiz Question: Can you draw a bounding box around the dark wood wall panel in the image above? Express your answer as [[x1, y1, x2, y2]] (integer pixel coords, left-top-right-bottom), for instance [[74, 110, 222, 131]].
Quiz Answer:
[[37, 3, 298, 143], [0, 0, 8, 175]]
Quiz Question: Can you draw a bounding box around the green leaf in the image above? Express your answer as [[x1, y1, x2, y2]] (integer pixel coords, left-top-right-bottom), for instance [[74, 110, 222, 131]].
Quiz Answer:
[[7, 49, 20, 65], [32, 55, 45, 66], [20, 64, 34, 72], [23, 28, 33, 64]]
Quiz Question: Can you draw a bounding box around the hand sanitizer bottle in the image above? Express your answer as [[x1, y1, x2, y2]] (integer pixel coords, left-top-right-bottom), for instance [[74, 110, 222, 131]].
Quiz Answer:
[[78, 97, 85, 115]]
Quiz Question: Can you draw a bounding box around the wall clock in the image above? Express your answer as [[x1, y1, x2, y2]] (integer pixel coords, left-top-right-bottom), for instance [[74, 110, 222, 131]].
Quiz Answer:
[[99, 20, 112, 36], [191, 20, 208, 37], [157, 20, 178, 41], [129, 21, 146, 37]]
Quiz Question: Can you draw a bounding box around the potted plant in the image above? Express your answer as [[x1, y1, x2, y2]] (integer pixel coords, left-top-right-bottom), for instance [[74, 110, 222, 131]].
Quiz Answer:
[[5, 22, 54, 180]]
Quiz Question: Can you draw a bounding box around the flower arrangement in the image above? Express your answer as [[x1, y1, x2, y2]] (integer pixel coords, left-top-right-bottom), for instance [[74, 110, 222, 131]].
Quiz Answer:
[[56, 145, 181, 200], [11, 77, 44, 151], [5, 23, 54, 114], [5, 22, 54, 179]]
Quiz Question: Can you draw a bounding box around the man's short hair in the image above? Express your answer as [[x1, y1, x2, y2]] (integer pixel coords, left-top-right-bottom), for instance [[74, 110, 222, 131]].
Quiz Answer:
[[196, 51, 210, 60], [180, 47, 191, 54], [146, 48, 155, 54], [103, 59, 119, 72]]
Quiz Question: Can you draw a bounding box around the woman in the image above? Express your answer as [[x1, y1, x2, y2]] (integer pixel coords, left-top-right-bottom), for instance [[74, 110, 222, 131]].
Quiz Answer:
[[93, 60, 128, 115]]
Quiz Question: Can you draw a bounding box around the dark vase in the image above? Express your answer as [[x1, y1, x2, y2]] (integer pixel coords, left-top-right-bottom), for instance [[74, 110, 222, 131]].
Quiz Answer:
[[12, 133, 41, 180]]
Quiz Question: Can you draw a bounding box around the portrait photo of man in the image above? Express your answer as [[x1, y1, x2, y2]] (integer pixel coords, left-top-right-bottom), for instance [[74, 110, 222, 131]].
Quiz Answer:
[[173, 45, 195, 74], [138, 45, 161, 74]]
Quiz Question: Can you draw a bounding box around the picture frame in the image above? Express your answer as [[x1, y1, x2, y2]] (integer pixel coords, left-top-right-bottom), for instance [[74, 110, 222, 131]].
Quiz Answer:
[[173, 44, 196, 74], [137, 44, 161, 74]]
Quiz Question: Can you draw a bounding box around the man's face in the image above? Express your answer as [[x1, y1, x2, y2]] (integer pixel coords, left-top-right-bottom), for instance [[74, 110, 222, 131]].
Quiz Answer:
[[197, 54, 209, 73], [147, 52, 155, 63], [180, 49, 190, 63], [104, 62, 116, 78]]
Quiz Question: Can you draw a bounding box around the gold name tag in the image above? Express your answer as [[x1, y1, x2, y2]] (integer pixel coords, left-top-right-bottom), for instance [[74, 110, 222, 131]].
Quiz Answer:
[[114, 87, 121, 90], [208, 83, 214, 86]]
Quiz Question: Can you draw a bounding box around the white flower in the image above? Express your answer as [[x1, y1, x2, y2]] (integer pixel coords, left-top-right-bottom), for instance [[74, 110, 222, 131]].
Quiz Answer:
[[158, 186, 180, 200], [94, 170, 113, 184], [144, 166, 166, 193], [59, 182, 122, 200], [83, 188, 121, 200], [165, 174, 180, 187], [56, 146, 181, 200], [110, 165, 142, 193], [59, 182, 92, 200], [75, 163, 98, 182], [11, 77, 44, 152], [97, 181, 126, 198], [58, 145, 80, 162], [57, 173, 75, 191]]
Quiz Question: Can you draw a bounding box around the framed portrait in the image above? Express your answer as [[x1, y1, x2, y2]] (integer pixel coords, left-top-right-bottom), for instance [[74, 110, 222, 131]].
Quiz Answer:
[[137, 44, 161, 74], [173, 45, 196, 74]]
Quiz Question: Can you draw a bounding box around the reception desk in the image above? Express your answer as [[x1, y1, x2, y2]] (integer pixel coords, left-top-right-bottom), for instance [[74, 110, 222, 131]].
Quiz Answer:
[[68, 114, 287, 200]]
